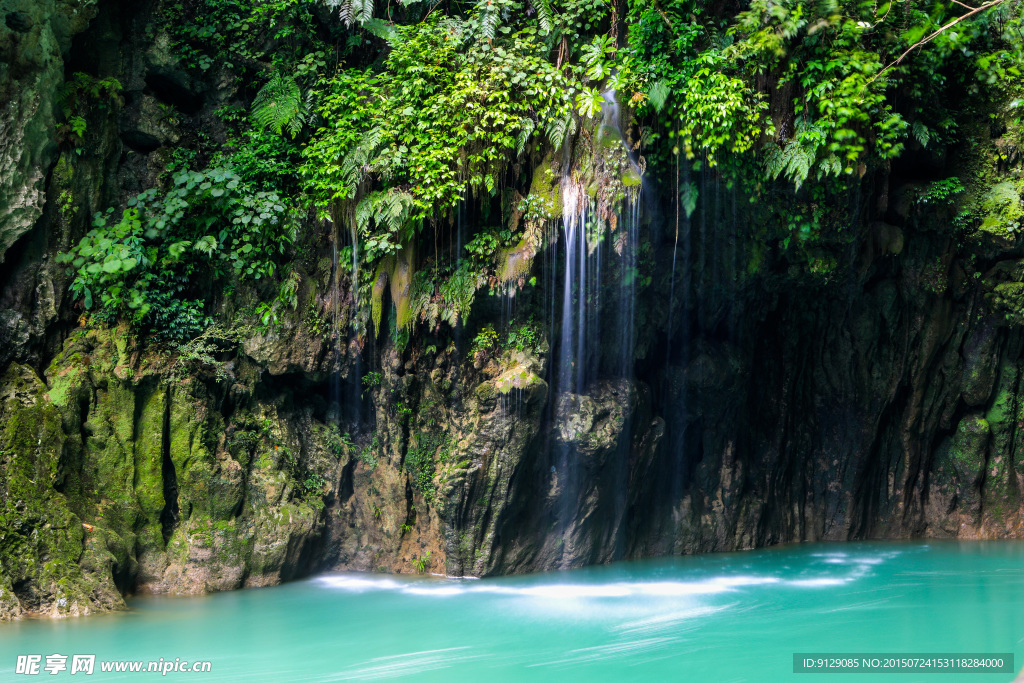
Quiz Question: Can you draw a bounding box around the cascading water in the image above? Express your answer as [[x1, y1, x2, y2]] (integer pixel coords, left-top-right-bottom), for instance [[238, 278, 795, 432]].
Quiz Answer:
[[556, 180, 590, 398], [548, 89, 644, 565], [617, 196, 640, 379], [554, 90, 642, 399]]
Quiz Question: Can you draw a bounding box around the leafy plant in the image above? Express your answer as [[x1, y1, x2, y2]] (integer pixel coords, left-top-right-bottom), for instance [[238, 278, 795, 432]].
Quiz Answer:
[[254, 271, 302, 332], [405, 433, 441, 501], [506, 318, 541, 351], [251, 74, 307, 137], [471, 324, 499, 358], [56, 167, 297, 338], [412, 551, 431, 573], [56, 73, 123, 151], [918, 177, 966, 207]]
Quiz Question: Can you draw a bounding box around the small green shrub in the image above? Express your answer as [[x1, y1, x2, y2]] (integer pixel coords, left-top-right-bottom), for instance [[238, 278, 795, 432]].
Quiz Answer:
[[471, 324, 499, 357], [506, 318, 541, 351], [412, 551, 431, 573], [56, 167, 297, 338]]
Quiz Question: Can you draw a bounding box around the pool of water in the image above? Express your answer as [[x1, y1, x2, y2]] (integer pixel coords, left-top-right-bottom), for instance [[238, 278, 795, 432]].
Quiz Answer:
[[2, 541, 1023, 682]]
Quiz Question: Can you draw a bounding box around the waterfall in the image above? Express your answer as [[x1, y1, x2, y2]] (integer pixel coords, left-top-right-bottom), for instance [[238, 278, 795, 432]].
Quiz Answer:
[[618, 196, 640, 380], [546, 87, 645, 565], [557, 180, 585, 397]]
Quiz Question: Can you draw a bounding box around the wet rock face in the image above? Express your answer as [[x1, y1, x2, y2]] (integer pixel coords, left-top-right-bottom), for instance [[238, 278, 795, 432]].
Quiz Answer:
[[0, 362, 125, 619], [0, 328, 340, 617], [0, 0, 98, 263]]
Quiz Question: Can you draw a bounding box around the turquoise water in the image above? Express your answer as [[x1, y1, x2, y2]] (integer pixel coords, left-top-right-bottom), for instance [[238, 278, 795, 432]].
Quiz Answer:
[[2, 541, 1023, 682]]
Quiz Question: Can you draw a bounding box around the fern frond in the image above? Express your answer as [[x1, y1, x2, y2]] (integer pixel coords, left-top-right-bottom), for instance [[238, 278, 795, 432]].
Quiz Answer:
[[912, 120, 930, 148], [355, 192, 379, 231], [783, 143, 814, 190], [355, 188, 413, 234], [439, 262, 481, 327], [353, 0, 373, 24], [648, 79, 670, 113], [363, 18, 399, 45], [545, 110, 573, 151], [531, 0, 552, 34], [339, 127, 385, 195], [764, 142, 784, 180], [323, 0, 373, 26], [516, 117, 536, 156], [476, 0, 500, 40], [381, 190, 414, 232], [252, 75, 303, 137]]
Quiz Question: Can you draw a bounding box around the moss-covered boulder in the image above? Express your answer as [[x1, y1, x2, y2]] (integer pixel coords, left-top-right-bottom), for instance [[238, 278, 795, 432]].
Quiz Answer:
[[0, 363, 124, 617]]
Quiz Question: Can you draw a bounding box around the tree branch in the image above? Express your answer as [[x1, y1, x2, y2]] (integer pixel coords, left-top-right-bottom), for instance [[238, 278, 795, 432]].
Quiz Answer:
[[868, 0, 1009, 85]]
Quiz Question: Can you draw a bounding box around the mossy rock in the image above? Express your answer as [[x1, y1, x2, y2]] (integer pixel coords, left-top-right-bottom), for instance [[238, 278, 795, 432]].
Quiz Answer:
[[594, 124, 621, 150], [985, 281, 1024, 325], [978, 181, 1024, 237], [0, 364, 123, 618], [934, 415, 990, 500], [527, 153, 563, 220], [621, 167, 642, 188]]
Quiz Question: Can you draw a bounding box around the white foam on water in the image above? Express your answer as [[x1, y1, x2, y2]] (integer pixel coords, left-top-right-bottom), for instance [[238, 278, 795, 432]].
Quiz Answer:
[[481, 583, 635, 599], [314, 551, 896, 603], [788, 577, 848, 587], [527, 636, 679, 668], [402, 585, 465, 596], [328, 647, 482, 680], [315, 574, 789, 600], [313, 576, 404, 592], [615, 604, 735, 635]]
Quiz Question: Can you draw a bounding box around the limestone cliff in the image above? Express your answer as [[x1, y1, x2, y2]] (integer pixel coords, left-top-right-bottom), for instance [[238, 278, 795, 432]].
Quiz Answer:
[[2, 0, 1024, 621]]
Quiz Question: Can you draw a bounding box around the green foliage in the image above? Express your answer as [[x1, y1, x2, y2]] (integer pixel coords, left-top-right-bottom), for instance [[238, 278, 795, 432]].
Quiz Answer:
[[302, 9, 577, 263], [355, 190, 415, 260], [251, 74, 307, 137], [506, 318, 541, 351], [464, 232, 503, 266], [575, 87, 605, 119], [358, 435, 381, 470], [56, 73, 123, 150], [56, 167, 297, 339], [216, 125, 302, 190], [171, 323, 245, 381], [519, 193, 559, 222], [324, 0, 374, 26], [59, 72, 123, 119], [429, 261, 484, 328], [471, 324, 499, 357], [616, 0, 1019, 193], [678, 65, 768, 167], [165, 0, 331, 77], [918, 178, 966, 207], [411, 550, 431, 573], [302, 472, 327, 494], [405, 432, 447, 502], [86, 0, 1020, 354], [254, 271, 302, 332], [147, 284, 213, 343], [979, 182, 1024, 235]]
